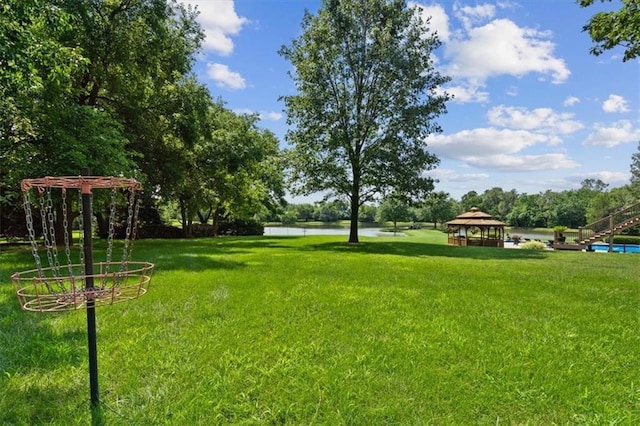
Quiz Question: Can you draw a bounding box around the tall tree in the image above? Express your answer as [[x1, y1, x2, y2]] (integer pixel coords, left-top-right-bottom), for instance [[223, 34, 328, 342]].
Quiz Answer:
[[280, 0, 450, 243], [376, 196, 412, 234], [0, 0, 88, 187], [630, 141, 640, 195], [480, 187, 518, 220], [460, 190, 484, 213], [580, 0, 640, 61], [1, 0, 204, 237], [506, 193, 546, 228], [420, 191, 457, 229]]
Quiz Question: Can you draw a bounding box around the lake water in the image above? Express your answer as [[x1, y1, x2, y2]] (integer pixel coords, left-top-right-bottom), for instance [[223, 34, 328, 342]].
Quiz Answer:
[[265, 226, 553, 239], [264, 226, 401, 237], [507, 229, 554, 242]]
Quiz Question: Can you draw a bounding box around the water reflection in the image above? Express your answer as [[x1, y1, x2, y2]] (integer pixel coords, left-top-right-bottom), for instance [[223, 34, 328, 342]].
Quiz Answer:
[[263, 227, 401, 237]]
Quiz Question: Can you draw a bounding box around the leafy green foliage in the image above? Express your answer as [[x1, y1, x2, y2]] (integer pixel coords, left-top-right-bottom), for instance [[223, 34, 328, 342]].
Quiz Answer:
[[1, 1, 284, 239], [280, 0, 451, 243], [520, 240, 547, 250], [0, 0, 88, 187], [376, 196, 412, 232], [417, 191, 458, 228], [580, 0, 640, 61], [631, 141, 640, 195]]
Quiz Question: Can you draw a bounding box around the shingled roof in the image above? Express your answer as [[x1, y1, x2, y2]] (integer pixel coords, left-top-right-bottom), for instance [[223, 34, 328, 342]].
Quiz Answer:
[[446, 207, 505, 227]]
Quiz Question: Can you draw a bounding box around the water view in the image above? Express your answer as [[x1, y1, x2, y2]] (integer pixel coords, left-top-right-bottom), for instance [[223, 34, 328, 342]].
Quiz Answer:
[[264, 226, 401, 237]]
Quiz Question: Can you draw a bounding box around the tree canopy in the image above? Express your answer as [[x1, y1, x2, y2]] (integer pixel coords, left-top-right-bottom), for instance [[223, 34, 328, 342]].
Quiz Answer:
[[580, 0, 640, 61], [630, 141, 640, 196], [280, 0, 450, 243], [0, 0, 285, 238]]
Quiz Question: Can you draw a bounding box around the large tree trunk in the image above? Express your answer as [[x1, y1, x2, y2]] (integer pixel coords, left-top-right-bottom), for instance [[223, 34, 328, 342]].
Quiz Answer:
[[212, 206, 222, 237], [95, 212, 108, 239], [197, 207, 213, 224], [348, 194, 359, 244], [179, 198, 193, 238]]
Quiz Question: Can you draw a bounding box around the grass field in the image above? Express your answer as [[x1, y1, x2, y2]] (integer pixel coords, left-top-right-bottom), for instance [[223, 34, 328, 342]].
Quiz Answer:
[[1, 230, 638, 425]]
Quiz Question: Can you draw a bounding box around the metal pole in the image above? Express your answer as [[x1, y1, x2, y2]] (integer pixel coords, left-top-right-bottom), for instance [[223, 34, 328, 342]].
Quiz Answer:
[[81, 168, 99, 410]]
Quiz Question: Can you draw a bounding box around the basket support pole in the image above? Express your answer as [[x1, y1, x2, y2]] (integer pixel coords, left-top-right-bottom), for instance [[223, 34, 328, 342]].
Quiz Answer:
[[81, 169, 100, 411]]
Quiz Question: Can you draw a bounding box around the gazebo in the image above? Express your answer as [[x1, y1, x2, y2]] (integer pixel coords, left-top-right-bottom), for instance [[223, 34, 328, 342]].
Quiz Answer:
[[446, 207, 506, 247]]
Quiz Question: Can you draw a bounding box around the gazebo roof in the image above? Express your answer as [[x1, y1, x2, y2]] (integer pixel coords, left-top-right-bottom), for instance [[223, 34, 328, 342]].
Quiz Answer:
[[446, 207, 505, 227]]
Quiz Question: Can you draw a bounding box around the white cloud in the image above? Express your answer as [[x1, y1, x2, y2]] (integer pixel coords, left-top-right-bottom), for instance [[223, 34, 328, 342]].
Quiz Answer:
[[575, 171, 630, 186], [445, 82, 490, 103], [261, 111, 283, 121], [462, 153, 578, 172], [232, 109, 283, 121], [410, 2, 450, 42], [583, 120, 640, 147], [445, 19, 570, 85], [429, 168, 489, 183], [177, 0, 248, 55], [428, 128, 555, 158], [602, 94, 630, 113], [207, 63, 246, 90], [453, 3, 496, 31], [505, 86, 518, 97], [563, 96, 580, 107], [487, 105, 583, 135], [426, 127, 578, 172]]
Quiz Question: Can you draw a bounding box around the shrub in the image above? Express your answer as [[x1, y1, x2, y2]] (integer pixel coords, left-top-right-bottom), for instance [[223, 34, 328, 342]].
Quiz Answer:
[[218, 219, 264, 236], [521, 240, 546, 250], [137, 224, 184, 239], [612, 235, 640, 245], [192, 224, 216, 237]]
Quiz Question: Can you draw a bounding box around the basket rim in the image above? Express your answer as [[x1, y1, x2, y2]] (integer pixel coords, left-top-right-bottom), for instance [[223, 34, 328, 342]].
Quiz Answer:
[[12, 262, 154, 312], [11, 261, 154, 281], [21, 176, 142, 192]]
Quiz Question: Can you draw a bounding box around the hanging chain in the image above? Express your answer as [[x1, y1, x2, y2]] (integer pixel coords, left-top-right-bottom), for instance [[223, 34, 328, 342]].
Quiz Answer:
[[78, 189, 84, 267], [38, 190, 56, 276], [23, 190, 44, 278], [118, 188, 139, 276], [61, 189, 75, 279], [103, 187, 118, 286], [35, 187, 67, 293], [47, 188, 66, 292], [131, 189, 141, 244]]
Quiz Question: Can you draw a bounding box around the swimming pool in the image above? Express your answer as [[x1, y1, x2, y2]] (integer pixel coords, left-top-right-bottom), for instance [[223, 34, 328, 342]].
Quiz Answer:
[[589, 243, 640, 253]]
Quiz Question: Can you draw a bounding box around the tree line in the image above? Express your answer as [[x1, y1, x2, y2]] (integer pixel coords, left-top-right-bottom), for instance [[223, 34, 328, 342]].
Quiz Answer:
[[0, 0, 284, 238], [276, 146, 640, 232]]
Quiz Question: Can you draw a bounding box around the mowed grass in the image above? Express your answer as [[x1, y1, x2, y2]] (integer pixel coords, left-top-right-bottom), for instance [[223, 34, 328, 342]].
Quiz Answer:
[[0, 230, 638, 425]]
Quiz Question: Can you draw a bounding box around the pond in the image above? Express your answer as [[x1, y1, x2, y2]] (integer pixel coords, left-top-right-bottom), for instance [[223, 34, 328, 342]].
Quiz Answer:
[[263, 226, 401, 237], [506, 228, 554, 242]]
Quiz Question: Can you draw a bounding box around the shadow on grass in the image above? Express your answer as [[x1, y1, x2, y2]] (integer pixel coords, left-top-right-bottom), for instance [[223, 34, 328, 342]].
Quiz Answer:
[[296, 239, 549, 260], [135, 235, 549, 261], [133, 237, 297, 272]]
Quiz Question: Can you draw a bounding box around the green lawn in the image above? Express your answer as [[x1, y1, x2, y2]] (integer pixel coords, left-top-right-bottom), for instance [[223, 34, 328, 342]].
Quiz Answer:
[[1, 230, 638, 424]]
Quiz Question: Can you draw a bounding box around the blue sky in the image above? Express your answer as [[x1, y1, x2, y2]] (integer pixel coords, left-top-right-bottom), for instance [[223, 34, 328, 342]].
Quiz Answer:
[[178, 0, 640, 201]]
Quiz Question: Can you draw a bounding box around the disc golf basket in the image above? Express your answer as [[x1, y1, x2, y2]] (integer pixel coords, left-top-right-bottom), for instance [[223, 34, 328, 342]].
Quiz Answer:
[[11, 173, 154, 415]]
